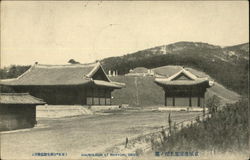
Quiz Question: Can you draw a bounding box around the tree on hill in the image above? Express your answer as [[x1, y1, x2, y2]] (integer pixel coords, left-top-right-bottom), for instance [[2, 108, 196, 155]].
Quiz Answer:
[[101, 42, 249, 95], [0, 65, 31, 79], [68, 59, 80, 64], [206, 95, 221, 115]]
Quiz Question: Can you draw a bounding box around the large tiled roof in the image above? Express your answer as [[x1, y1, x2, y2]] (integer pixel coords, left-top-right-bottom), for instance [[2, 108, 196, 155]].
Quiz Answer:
[[93, 80, 125, 89], [153, 65, 183, 77], [0, 62, 124, 88], [130, 67, 148, 73], [155, 78, 209, 86], [0, 93, 45, 104], [154, 68, 213, 87]]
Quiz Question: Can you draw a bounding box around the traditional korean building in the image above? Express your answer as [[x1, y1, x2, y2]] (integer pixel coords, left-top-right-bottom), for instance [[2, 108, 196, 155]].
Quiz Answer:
[[0, 93, 45, 131], [0, 62, 125, 105], [154, 68, 213, 107], [125, 67, 154, 77]]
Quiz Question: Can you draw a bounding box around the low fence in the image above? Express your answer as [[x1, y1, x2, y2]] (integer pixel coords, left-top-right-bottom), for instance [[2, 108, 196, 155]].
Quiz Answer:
[[106, 112, 211, 154], [36, 105, 93, 118], [90, 105, 121, 111], [36, 105, 124, 118]]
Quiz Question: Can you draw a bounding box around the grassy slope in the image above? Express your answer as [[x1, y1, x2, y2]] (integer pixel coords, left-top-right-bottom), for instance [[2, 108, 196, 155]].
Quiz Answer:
[[102, 42, 249, 95], [159, 98, 249, 154], [184, 67, 240, 104], [110, 76, 164, 107], [110, 66, 240, 107]]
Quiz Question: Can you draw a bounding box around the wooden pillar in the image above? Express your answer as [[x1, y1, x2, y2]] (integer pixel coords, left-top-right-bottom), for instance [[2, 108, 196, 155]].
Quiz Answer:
[[98, 89, 100, 105], [203, 95, 205, 118], [198, 96, 201, 107], [84, 88, 87, 105], [92, 88, 94, 105], [104, 89, 107, 106], [189, 97, 192, 107], [165, 91, 167, 106], [189, 90, 192, 107], [110, 89, 112, 105], [173, 96, 175, 106]]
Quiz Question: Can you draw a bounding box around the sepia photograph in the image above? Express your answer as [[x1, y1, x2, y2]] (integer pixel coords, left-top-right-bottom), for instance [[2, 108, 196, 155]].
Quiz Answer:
[[0, 1, 249, 160]]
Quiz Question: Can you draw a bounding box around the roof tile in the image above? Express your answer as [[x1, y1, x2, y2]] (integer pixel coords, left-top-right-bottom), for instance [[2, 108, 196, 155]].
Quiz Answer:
[[0, 93, 45, 104]]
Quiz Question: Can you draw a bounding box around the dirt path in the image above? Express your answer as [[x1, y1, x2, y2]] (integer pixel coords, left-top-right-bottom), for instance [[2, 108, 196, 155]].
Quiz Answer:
[[1, 110, 202, 159]]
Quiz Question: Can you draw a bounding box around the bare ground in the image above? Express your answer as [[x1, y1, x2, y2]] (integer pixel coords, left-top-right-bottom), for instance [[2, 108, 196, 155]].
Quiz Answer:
[[0, 109, 202, 160]]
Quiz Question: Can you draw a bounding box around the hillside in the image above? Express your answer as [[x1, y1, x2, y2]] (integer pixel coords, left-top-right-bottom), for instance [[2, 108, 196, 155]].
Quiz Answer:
[[224, 43, 249, 60], [158, 98, 248, 153], [0, 41, 248, 96], [110, 66, 240, 107], [110, 76, 164, 107], [102, 42, 249, 95]]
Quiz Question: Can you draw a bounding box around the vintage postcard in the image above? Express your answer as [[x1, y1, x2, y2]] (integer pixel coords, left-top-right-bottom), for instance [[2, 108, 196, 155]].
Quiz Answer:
[[0, 1, 249, 160]]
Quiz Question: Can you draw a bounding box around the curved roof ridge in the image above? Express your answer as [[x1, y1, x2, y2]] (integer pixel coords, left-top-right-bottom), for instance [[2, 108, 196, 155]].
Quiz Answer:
[[28, 93, 46, 102], [0, 92, 29, 95], [133, 67, 148, 69], [85, 62, 101, 78], [0, 61, 123, 87], [93, 80, 124, 89], [16, 65, 34, 80], [35, 62, 97, 68], [181, 69, 198, 80], [86, 62, 112, 82], [166, 68, 198, 81], [0, 78, 17, 82]]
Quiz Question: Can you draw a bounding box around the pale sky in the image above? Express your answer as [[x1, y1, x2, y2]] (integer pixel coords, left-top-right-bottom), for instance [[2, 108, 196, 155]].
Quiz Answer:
[[1, 1, 249, 67]]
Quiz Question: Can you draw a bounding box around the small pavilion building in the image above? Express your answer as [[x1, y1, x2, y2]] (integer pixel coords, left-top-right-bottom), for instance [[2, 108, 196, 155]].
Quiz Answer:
[[0, 93, 45, 131], [0, 62, 124, 105], [154, 68, 213, 107]]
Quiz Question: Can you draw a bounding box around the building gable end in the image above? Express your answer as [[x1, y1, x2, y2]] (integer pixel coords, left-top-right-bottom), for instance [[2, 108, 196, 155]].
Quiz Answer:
[[90, 65, 110, 82], [172, 73, 193, 81]]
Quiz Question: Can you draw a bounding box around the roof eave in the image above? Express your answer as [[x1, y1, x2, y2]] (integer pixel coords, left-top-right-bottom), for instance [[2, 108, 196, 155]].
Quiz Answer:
[[154, 80, 210, 87], [0, 102, 46, 105], [0, 81, 93, 86], [92, 80, 125, 89]]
